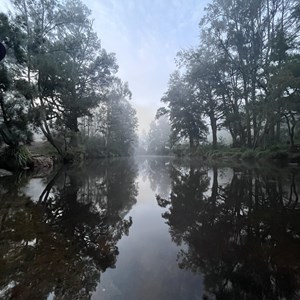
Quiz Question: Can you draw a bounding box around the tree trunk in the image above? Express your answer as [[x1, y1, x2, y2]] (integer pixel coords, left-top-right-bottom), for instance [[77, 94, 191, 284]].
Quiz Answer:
[[69, 132, 80, 148], [189, 135, 195, 152], [210, 113, 218, 149], [245, 98, 252, 148], [211, 167, 218, 205], [284, 113, 295, 147], [276, 119, 281, 143]]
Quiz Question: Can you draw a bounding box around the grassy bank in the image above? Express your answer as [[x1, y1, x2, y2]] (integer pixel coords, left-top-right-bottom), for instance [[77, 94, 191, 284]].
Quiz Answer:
[[173, 144, 300, 165]]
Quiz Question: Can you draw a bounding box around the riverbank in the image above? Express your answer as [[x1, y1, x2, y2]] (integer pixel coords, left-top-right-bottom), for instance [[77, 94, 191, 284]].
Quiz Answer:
[[0, 141, 57, 172], [173, 145, 300, 165], [0, 140, 128, 172]]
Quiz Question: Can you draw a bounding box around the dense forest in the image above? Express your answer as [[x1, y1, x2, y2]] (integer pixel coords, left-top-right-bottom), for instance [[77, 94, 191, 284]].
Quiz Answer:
[[0, 0, 138, 169], [153, 0, 300, 154]]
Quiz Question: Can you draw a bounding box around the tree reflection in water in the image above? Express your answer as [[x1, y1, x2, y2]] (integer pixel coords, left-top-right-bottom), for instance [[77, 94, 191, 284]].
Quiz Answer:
[[0, 158, 137, 299], [139, 156, 173, 198], [157, 163, 300, 299]]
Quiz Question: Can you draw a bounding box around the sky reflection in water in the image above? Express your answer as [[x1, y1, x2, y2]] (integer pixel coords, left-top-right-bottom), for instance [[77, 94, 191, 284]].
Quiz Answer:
[[1, 157, 300, 299]]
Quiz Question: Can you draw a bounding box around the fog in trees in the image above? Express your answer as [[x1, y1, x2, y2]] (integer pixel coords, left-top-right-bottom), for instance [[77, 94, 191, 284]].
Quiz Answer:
[[0, 0, 138, 169], [156, 0, 300, 152]]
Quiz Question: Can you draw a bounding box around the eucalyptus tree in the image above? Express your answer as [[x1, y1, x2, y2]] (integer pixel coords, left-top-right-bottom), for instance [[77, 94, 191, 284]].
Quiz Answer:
[[40, 2, 118, 150], [0, 13, 33, 168], [179, 48, 225, 149], [11, 0, 118, 158], [10, 0, 65, 155], [104, 79, 138, 156], [158, 71, 208, 151], [269, 55, 300, 146], [198, 0, 299, 147]]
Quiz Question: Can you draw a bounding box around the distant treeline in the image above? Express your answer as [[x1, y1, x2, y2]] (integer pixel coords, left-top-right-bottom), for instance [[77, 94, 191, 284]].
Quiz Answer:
[[157, 0, 300, 151], [0, 0, 137, 168]]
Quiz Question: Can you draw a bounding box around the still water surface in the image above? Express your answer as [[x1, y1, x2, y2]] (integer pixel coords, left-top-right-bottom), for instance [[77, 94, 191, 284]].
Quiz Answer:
[[1, 157, 300, 299]]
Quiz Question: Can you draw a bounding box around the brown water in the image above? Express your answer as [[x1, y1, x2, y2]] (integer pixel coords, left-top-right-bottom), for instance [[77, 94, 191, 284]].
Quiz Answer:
[[1, 157, 300, 299]]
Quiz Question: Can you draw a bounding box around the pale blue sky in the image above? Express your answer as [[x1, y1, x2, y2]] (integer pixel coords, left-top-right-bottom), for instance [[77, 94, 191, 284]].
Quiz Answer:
[[85, 0, 209, 133], [0, 0, 210, 134]]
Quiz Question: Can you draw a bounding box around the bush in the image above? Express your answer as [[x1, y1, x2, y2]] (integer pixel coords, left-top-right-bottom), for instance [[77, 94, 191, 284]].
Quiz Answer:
[[232, 152, 242, 159], [0, 145, 32, 169], [267, 150, 289, 160], [241, 149, 256, 160]]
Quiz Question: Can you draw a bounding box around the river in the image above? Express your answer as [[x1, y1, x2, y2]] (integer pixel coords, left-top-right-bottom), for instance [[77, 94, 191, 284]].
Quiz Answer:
[[0, 156, 300, 299]]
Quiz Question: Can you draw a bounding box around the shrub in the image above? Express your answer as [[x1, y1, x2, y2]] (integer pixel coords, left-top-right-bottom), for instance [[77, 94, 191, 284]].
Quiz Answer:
[[241, 149, 256, 160], [0, 145, 32, 169], [267, 150, 289, 160]]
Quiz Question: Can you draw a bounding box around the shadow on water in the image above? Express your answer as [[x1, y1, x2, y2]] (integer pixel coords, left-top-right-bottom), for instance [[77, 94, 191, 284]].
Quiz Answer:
[[0, 158, 138, 299], [156, 160, 300, 300]]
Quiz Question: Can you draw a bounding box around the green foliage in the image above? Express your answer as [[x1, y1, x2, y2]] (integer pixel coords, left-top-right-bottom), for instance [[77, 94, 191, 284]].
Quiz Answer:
[[0, 1, 138, 164], [241, 150, 256, 160], [159, 71, 208, 150], [0, 12, 33, 149], [172, 144, 190, 157], [105, 80, 138, 156], [63, 146, 85, 163], [1, 145, 32, 169], [160, 0, 300, 153]]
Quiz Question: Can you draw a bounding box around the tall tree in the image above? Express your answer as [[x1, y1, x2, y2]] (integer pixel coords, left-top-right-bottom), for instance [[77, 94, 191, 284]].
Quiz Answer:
[[198, 0, 299, 148], [105, 80, 138, 156], [166, 0, 300, 150], [11, 0, 118, 158], [158, 71, 208, 151], [147, 116, 171, 154], [0, 12, 33, 168], [179, 48, 225, 149]]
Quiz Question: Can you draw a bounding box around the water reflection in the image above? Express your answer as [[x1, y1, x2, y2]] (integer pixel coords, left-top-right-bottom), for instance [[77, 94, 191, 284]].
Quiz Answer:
[[157, 162, 300, 299], [2, 157, 300, 299], [0, 159, 137, 299], [139, 156, 172, 197]]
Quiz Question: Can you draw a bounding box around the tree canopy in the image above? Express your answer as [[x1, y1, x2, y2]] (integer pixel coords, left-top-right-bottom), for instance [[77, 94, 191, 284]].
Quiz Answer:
[[0, 0, 138, 168], [158, 0, 300, 151]]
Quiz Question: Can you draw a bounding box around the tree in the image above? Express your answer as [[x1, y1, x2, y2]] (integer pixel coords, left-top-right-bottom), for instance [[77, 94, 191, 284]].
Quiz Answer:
[[0, 12, 33, 168], [158, 71, 208, 151], [179, 48, 225, 149], [147, 115, 171, 154], [105, 80, 138, 156], [81, 79, 138, 157], [38, 8, 118, 149], [199, 0, 299, 148], [270, 55, 300, 146], [11, 0, 118, 158], [163, 0, 300, 150]]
